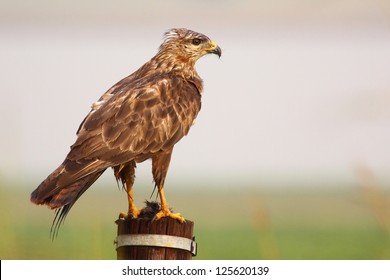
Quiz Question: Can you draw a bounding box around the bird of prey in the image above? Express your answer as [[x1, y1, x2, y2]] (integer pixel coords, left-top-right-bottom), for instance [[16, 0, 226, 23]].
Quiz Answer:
[[31, 28, 221, 234]]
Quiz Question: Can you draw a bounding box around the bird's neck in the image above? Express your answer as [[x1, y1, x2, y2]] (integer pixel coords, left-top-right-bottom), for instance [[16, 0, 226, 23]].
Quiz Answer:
[[154, 51, 197, 76], [136, 51, 203, 93]]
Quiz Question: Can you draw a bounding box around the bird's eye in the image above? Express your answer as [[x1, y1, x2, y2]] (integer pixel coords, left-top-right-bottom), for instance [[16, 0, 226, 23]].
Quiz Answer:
[[191, 38, 202, 46]]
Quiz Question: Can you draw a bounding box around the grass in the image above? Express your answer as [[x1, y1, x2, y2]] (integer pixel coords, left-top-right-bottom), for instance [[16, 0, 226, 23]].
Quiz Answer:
[[1, 179, 389, 259]]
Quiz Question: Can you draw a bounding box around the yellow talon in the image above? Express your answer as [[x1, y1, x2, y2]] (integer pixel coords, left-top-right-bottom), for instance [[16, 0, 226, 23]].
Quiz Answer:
[[154, 209, 185, 223], [119, 208, 141, 220]]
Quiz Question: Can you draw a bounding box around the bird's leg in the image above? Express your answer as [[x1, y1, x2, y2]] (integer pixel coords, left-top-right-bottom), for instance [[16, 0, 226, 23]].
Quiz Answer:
[[119, 181, 141, 219], [152, 148, 185, 223], [115, 162, 141, 219], [154, 185, 185, 222]]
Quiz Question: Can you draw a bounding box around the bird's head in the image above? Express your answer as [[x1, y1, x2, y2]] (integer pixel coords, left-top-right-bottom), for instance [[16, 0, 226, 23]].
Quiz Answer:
[[158, 28, 222, 65]]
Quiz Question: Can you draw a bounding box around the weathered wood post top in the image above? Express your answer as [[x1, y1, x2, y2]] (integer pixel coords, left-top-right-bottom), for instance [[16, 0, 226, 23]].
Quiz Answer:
[[115, 202, 196, 260]]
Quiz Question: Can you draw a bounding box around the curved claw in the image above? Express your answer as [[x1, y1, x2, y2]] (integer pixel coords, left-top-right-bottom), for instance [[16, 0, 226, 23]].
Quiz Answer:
[[119, 208, 141, 220], [154, 209, 185, 223]]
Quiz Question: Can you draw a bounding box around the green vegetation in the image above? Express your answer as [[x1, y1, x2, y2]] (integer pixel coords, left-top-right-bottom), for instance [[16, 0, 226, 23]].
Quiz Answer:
[[1, 182, 389, 259]]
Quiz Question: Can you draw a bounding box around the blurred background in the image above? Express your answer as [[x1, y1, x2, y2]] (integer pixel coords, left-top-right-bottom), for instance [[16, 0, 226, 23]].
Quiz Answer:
[[1, 0, 390, 259]]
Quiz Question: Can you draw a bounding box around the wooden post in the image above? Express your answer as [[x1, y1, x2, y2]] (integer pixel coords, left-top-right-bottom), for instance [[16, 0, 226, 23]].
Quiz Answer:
[[115, 202, 196, 260]]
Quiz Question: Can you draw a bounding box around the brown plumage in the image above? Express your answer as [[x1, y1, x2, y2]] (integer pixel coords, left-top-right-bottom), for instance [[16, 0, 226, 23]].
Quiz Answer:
[[31, 28, 221, 235]]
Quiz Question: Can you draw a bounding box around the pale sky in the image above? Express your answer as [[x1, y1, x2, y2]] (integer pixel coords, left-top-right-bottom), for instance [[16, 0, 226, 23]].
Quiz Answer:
[[1, 0, 390, 188]]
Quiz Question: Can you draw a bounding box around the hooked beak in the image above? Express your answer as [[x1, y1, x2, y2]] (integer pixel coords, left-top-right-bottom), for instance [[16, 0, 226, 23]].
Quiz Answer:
[[208, 41, 222, 58]]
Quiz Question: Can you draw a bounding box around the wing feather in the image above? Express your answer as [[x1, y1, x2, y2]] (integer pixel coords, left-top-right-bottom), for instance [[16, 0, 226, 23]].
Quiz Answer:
[[64, 75, 201, 181]]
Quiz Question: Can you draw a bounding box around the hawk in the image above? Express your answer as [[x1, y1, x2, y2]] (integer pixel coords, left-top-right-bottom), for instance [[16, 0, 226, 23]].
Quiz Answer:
[[31, 28, 221, 234]]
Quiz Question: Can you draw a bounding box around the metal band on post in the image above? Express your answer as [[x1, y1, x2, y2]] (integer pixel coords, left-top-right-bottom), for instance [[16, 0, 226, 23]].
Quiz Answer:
[[115, 234, 197, 256]]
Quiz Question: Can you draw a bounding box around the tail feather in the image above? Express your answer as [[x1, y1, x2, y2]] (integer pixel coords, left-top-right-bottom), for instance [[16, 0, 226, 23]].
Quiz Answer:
[[31, 164, 65, 206], [49, 169, 105, 239], [31, 159, 107, 237]]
